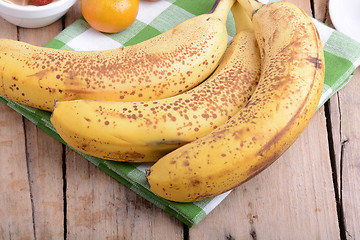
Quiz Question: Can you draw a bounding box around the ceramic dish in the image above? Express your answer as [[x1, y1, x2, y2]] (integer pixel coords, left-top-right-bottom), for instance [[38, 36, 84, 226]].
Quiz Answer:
[[0, 0, 77, 28], [329, 0, 360, 43]]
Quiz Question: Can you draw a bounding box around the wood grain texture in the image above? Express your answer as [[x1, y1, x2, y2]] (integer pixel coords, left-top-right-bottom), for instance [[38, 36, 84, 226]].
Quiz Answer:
[[190, 109, 339, 239], [0, 101, 35, 240], [291, 0, 311, 14], [0, 0, 357, 238], [340, 69, 360, 240], [65, 148, 183, 239], [324, 0, 360, 238], [314, 0, 328, 21], [0, 18, 35, 240], [64, 0, 82, 26], [324, 0, 343, 218], [59, 1, 184, 238], [189, 0, 339, 239], [23, 119, 64, 239], [329, 69, 360, 239], [18, 21, 66, 240]]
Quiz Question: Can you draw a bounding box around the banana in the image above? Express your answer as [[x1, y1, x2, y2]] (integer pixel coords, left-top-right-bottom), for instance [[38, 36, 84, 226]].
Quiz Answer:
[[0, 0, 234, 111], [50, 4, 261, 162], [146, 0, 325, 202]]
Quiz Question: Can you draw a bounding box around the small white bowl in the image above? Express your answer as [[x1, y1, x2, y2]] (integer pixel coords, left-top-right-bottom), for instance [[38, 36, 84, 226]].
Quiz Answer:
[[329, 0, 360, 43], [0, 0, 77, 28]]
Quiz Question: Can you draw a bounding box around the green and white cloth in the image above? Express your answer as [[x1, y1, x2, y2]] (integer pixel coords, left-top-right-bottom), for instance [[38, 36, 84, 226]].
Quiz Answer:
[[1, 0, 360, 226]]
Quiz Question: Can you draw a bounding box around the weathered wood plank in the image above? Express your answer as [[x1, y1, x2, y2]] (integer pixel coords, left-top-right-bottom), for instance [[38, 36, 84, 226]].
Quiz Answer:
[[292, 0, 311, 13], [329, 69, 360, 239], [320, 0, 341, 195], [0, 104, 35, 240], [62, 2, 184, 237], [189, 0, 339, 238], [0, 18, 36, 240], [65, 148, 183, 239], [64, 0, 82, 26], [324, 0, 342, 195], [18, 23, 63, 46], [328, 96, 342, 204], [325, 1, 360, 238], [22, 119, 64, 239], [17, 20, 65, 240], [314, 0, 328, 21], [0, 0, 347, 238], [190, 109, 340, 239]]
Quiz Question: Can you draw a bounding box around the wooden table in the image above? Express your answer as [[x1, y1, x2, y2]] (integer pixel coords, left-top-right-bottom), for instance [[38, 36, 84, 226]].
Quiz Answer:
[[1, 0, 359, 239]]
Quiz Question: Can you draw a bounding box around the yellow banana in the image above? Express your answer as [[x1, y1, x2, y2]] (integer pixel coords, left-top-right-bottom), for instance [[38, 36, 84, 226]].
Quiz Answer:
[[146, 0, 325, 202], [50, 4, 261, 162], [0, 0, 234, 111]]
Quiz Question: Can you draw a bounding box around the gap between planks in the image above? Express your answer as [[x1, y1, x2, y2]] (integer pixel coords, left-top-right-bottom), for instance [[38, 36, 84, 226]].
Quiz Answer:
[[62, 145, 68, 240], [324, 100, 347, 240], [23, 118, 37, 240]]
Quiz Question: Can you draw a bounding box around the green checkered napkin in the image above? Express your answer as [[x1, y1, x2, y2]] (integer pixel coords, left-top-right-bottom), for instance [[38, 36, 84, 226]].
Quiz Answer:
[[1, 0, 360, 226]]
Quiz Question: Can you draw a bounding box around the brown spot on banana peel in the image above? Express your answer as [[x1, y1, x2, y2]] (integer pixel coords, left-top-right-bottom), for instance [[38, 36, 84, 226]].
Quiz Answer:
[[147, 3, 324, 202], [201, 151, 281, 202], [229, 71, 322, 200], [190, 178, 201, 186], [183, 160, 190, 166], [256, 77, 315, 158], [0, 6, 229, 111], [61, 31, 261, 154], [102, 151, 146, 162], [223, 68, 322, 199], [306, 56, 322, 69]]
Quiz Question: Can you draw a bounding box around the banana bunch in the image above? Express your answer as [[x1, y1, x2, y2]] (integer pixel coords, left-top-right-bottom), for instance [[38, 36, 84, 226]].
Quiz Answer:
[[2, 0, 325, 203], [0, 0, 234, 111], [146, 0, 325, 202], [50, 2, 261, 162]]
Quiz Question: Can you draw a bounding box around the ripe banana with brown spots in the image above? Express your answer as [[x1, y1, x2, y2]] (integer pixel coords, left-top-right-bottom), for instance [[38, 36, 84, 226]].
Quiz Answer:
[[0, 0, 234, 111], [50, 5, 261, 162], [146, 0, 325, 202]]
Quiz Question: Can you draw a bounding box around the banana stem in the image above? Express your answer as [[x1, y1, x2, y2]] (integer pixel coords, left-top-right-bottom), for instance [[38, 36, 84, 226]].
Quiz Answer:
[[209, 0, 236, 20], [236, 0, 263, 18], [231, 1, 253, 32]]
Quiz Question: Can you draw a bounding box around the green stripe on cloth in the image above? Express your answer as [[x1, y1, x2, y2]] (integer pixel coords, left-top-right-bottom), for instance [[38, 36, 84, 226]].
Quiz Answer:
[[125, 25, 163, 46], [150, 5, 196, 33], [324, 51, 353, 88], [45, 39, 66, 49], [312, 20, 360, 107], [324, 30, 360, 64], [107, 20, 148, 45], [49, 18, 89, 48], [1, 0, 360, 226], [173, 0, 214, 15]]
